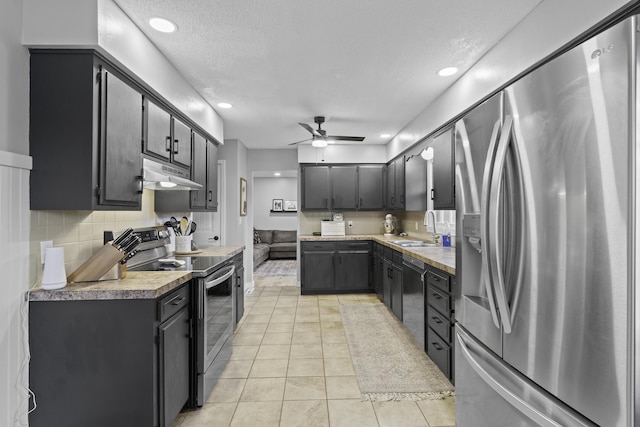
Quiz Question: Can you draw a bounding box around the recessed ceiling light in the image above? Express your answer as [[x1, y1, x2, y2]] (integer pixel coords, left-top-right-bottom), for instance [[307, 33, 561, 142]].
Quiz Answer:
[[380, 134, 391, 138], [437, 67, 458, 77], [149, 17, 177, 33], [217, 102, 232, 109]]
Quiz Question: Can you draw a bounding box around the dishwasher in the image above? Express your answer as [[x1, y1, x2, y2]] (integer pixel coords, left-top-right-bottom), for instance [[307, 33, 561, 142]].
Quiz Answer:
[[402, 254, 427, 350]]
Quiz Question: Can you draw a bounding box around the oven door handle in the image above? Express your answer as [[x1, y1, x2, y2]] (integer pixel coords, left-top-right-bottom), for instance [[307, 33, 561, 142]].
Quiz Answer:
[[204, 265, 235, 289]]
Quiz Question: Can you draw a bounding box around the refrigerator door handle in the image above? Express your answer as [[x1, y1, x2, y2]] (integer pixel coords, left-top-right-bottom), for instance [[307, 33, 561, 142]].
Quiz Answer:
[[456, 327, 596, 427], [488, 116, 514, 333], [480, 119, 503, 329]]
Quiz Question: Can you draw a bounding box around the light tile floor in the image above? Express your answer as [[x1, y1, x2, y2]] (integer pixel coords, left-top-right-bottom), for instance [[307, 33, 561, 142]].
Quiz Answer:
[[172, 279, 455, 427]]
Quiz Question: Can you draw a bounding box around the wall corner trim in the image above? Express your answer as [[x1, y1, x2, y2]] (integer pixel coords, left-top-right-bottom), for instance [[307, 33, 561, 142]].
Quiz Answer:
[[0, 150, 33, 170]]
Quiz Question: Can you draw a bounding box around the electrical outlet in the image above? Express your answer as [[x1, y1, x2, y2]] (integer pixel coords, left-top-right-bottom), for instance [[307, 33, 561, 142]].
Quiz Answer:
[[347, 221, 353, 228], [40, 240, 53, 264]]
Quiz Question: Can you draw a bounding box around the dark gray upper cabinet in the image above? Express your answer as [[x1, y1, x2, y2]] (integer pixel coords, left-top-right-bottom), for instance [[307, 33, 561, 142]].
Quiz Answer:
[[144, 99, 192, 171], [301, 164, 385, 211], [205, 141, 219, 211], [404, 153, 427, 211], [302, 165, 331, 210], [431, 128, 455, 209], [155, 132, 219, 212], [358, 165, 385, 210], [144, 99, 172, 162], [171, 117, 192, 169], [30, 51, 143, 210], [190, 132, 208, 210], [331, 166, 358, 210], [385, 156, 405, 210]]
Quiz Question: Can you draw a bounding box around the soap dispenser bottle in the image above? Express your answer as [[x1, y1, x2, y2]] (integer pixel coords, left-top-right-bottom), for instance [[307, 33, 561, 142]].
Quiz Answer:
[[442, 222, 452, 247]]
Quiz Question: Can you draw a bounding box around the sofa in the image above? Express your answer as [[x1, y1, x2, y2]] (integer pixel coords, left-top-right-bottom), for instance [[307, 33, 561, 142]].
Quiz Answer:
[[253, 229, 297, 268]]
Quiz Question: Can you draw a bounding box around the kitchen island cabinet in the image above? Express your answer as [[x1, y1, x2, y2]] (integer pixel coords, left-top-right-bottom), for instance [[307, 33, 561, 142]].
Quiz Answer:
[[29, 275, 192, 427], [30, 51, 143, 210]]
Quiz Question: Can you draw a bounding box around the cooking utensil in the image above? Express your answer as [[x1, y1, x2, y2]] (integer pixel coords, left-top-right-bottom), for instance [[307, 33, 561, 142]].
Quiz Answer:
[[169, 217, 179, 234], [189, 222, 197, 235], [180, 217, 189, 236]]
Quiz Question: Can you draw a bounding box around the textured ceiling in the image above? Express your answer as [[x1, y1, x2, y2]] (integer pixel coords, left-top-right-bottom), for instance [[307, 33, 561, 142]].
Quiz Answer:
[[114, 0, 541, 149]]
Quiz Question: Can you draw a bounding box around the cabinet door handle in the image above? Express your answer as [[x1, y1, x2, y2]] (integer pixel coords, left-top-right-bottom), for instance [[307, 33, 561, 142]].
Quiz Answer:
[[173, 139, 179, 154], [432, 316, 443, 324], [431, 188, 435, 200], [432, 293, 443, 300], [433, 342, 443, 351], [324, 198, 328, 208], [359, 198, 363, 208], [136, 172, 143, 194], [208, 190, 213, 202], [165, 136, 172, 152]]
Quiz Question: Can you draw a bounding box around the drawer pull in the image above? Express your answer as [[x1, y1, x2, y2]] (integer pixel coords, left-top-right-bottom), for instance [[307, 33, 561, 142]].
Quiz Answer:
[[432, 316, 443, 324], [432, 293, 443, 299], [169, 296, 185, 306], [433, 342, 443, 351]]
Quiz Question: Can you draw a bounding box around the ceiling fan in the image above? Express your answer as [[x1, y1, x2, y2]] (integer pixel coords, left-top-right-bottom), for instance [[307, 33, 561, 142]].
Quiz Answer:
[[289, 116, 365, 147]]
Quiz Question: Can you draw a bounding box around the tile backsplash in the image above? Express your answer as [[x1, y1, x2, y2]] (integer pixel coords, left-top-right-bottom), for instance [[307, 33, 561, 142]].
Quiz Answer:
[[28, 189, 186, 286]]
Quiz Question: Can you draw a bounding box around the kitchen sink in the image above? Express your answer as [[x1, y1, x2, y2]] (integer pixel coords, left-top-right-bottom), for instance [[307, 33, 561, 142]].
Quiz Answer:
[[388, 240, 438, 247]]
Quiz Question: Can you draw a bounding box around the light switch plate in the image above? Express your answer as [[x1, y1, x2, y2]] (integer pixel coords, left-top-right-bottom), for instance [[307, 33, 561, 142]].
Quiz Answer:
[[40, 240, 53, 264]]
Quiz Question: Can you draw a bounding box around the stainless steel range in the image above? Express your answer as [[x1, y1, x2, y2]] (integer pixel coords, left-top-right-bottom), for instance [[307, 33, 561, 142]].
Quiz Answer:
[[127, 226, 235, 406]]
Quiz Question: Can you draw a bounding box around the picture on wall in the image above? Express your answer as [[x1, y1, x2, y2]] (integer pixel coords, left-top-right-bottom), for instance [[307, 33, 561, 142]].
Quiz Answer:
[[272, 199, 283, 212], [240, 178, 247, 216], [284, 200, 297, 212]]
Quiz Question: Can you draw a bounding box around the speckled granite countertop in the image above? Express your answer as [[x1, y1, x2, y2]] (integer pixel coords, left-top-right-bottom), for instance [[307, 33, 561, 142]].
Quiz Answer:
[[299, 235, 455, 275], [29, 246, 245, 302]]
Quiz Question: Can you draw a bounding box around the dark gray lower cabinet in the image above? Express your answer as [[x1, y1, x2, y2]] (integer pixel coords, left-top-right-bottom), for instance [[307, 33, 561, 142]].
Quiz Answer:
[[301, 241, 372, 294], [426, 268, 455, 383], [29, 283, 192, 427], [234, 252, 245, 324], [380, 247, 403, 319]]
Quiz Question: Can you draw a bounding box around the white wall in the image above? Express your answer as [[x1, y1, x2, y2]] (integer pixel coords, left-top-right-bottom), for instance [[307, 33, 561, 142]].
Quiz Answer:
[[1, 1, 31, 424], [297, 144, 387, 164], [253, 177, 298, 230]]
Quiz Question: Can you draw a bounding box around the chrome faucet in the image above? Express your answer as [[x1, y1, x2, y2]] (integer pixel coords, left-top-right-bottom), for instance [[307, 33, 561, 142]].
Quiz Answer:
[[425, 210, 441, 245]]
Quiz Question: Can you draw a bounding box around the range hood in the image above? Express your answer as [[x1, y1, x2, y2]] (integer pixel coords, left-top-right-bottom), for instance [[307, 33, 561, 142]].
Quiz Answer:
[[142, 158, 203, 191]]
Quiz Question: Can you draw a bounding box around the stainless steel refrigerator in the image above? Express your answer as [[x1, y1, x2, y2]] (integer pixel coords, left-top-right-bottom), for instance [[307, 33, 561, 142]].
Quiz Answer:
[[454, 14, 634, 427]]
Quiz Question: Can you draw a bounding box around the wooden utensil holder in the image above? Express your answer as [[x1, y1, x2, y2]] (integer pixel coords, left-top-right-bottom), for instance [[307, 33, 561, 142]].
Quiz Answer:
[[67, 243, 124, 283]]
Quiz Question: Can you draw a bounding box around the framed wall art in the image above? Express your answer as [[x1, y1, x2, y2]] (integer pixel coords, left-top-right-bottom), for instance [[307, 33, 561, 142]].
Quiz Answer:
[[272, 199, 283, 212], [240, 178, 247, 216]]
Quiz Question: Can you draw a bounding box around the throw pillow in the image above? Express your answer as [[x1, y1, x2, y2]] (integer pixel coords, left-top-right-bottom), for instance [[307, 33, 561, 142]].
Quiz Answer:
[[253, 229, 261, 244]]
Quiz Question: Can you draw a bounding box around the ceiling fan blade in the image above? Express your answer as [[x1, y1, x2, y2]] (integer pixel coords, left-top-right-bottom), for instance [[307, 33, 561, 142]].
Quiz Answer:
[[326, 135, 365, 142], [299, 122, 321, 137], [288, 137, 312, 145]]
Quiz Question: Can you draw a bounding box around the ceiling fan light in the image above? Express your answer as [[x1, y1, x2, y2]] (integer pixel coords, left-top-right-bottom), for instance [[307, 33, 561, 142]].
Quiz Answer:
[[312, 138, 328, 148]]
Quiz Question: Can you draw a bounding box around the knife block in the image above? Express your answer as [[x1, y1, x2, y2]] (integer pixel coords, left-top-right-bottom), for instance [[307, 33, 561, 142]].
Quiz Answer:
[[67, 243, 124, 283]]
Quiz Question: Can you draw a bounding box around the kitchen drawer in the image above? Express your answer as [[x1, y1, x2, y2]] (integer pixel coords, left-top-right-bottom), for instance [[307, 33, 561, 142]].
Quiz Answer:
[[427, 305, 450, 342], [302, 241, 335, 251], [392, 250, 403, 266], [427, 284, 451, 318], [383, 246, 393, 259], [159, 284, 190, 322], [427, 269, 450, 293], [427, 327, 451, 379], [337, 241, 371, 251]]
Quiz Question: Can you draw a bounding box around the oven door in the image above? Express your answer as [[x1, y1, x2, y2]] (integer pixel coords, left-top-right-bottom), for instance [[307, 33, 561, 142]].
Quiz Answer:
[[196, 264, 235, 375]]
